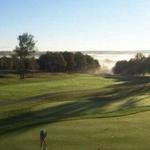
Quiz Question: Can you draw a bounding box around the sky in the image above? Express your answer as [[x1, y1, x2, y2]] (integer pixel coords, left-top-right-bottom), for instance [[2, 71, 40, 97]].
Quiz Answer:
[[0, 0, 150, 51]]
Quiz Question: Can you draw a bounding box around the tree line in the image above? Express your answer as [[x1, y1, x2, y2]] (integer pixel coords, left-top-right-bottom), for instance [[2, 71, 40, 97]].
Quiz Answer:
[[0, 33, 100, 78], [0, 56, 38, 71], [0, 52, 100, 72], [113, 52, 150, 75], [38, 51, 100, 72]]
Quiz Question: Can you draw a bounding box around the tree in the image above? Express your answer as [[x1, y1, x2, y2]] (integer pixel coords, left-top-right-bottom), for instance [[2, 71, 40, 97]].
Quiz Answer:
[[38, 52, 67, 72], [38, 53, 48, 71], [0, 56, 10, 70], [113, 60, 128, 75], [85, 55, 99, 70], [38, 51, 100, 73], [50, 52, 67, 72], [10, 54, 19, 70], [28, 57, 39, 71], [135, 52, 145, 60], [62, 51, 76, 71], [14, 33, 36, 79], [74, 52, 87, 71], [143, 55, 150, 74], [113, 52, 150, 75]]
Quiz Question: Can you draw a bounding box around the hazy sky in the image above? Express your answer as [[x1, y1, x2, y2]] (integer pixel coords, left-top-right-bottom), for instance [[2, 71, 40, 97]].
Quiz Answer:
[[1, 0, 150, 51]]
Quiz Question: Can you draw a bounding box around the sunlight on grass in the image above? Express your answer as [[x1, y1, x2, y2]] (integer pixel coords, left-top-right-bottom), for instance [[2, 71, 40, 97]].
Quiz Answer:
[[0, 73, 150, 150]]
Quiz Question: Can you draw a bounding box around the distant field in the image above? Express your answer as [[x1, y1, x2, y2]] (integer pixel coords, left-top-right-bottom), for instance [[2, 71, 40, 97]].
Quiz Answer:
[[0, 73, 150, 150]]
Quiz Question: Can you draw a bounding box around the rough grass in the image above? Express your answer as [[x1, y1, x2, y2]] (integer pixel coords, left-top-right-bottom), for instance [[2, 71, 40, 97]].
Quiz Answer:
[[0, 73, 150, 150]]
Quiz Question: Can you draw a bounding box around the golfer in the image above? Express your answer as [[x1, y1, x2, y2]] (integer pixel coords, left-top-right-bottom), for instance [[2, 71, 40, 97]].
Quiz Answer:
[[40, 129, 47, 150]]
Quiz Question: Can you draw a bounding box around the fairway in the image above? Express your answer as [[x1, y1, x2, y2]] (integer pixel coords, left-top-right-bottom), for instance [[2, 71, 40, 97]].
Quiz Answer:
[[0, 73, 150, 150], [1, 111, 150, 150]]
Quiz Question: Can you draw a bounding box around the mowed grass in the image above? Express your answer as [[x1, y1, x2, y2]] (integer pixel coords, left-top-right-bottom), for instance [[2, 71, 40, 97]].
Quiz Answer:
[[0, 73, 150, 150], [0, 73, 112, 101], [1, 111, 150, 150]]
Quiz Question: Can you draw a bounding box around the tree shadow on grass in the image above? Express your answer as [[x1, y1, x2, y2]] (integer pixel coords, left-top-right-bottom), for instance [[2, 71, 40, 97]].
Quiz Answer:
[[0, 75, 150, 136], [0, 99, 112, 135]]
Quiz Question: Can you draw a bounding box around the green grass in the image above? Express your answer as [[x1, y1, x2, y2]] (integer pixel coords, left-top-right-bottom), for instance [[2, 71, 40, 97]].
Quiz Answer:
[[1, 111, 150, 150], [0, 73, 113, 101], [0, 73, 150, 150]]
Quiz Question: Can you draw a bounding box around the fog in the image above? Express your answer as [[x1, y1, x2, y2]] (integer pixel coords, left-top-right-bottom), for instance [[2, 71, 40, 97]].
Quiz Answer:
[[84, 51, 150, 73]]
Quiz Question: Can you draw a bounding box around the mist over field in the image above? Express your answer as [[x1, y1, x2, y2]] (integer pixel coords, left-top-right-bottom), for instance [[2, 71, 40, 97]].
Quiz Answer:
[[0, 50, 150, 73], [84, 51, 150, 72]]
